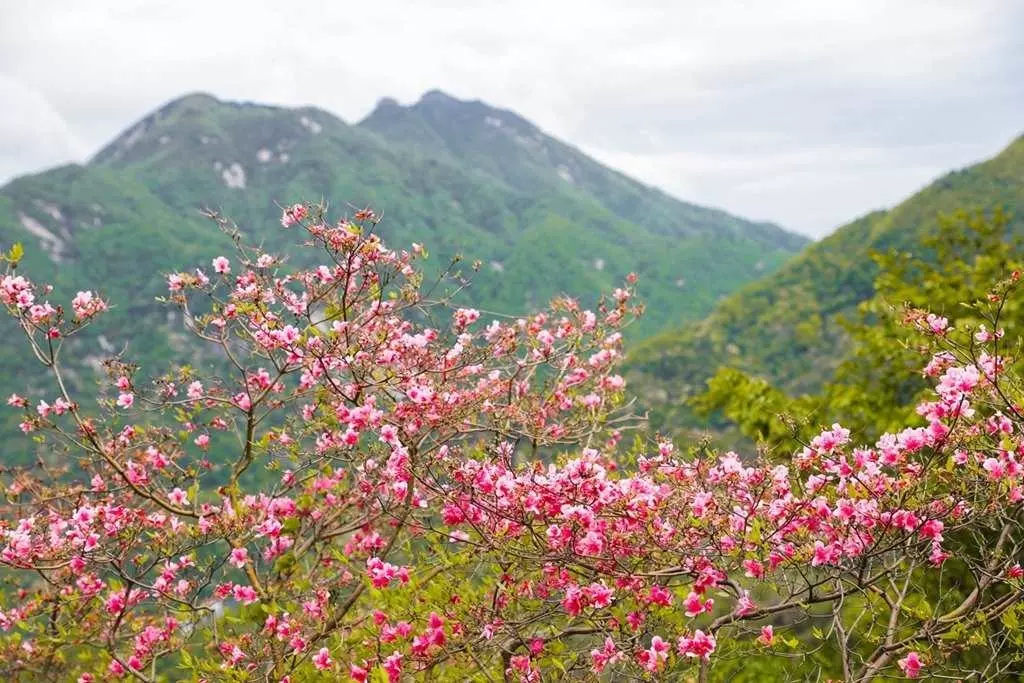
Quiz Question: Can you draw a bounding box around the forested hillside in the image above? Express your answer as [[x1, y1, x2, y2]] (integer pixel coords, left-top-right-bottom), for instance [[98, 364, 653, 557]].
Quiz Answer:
[[627, 134, 1024, 435]]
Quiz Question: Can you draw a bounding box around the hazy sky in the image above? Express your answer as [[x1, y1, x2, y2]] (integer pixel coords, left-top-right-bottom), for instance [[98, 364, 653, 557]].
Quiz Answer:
[[1, 0, 1021, 238]]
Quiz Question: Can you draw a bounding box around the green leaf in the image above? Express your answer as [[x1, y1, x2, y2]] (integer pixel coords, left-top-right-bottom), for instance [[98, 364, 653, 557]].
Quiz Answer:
[[273, 551, 297, 574]]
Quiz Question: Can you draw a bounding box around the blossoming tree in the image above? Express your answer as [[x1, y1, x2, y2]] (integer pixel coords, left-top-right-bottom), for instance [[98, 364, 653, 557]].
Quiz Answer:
[[1, 203, 1023, 681]]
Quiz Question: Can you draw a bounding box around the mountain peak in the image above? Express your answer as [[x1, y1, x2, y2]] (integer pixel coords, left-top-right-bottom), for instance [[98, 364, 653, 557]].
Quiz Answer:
[[362, 96, 403, 121], [159, 91, 221, 113], [417, 89, 461, 106], [90, 93, 347, 167], [360, 89, 538, 142], [361, 90, 470, 122], [412, 90, 533, 128]]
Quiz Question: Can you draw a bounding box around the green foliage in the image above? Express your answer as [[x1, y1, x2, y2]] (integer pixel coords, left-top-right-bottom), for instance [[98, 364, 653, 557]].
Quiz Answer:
[[698, 208, 1022, 447], [629, 134, 1024, 438], [686, 209, 1024, 679]]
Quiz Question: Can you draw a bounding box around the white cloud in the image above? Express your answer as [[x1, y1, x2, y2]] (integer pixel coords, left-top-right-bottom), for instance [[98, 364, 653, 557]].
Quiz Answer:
[[0, 0, 1020, 236], [0, 75, 88, 181]]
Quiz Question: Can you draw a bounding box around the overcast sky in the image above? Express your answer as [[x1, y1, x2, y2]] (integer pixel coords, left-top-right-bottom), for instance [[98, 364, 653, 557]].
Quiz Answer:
[[1, 0, 1021, 238]]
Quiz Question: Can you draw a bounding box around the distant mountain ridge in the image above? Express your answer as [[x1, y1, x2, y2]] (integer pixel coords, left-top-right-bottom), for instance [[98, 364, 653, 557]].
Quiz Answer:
[[359, 91, 805, 249], [0, 89, 807, 459], [3, 90, 807, 334]]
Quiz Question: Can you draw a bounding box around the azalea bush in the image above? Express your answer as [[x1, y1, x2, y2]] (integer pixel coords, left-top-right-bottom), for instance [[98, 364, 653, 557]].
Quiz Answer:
[[0, 203, 1022, 682]]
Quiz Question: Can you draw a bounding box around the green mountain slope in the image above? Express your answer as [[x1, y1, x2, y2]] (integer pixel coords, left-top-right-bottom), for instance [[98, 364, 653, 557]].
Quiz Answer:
[[360, 91, 805, 249], [76, 91, 805, 334], [627, 133, 1024, 434], [1, 92, 808, 335], [0, 91, 807, 457]]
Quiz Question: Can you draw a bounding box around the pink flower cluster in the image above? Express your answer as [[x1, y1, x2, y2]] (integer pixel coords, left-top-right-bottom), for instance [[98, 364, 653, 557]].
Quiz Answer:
[[0, 202, 1018, 681]]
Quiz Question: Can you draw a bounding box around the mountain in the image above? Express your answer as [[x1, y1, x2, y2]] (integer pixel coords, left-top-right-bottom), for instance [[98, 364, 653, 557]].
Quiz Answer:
[[4, 91, 807, 335], [360, 91, 805, 247], [0, 90, 807, 459], [627, 133, 1024, 434]]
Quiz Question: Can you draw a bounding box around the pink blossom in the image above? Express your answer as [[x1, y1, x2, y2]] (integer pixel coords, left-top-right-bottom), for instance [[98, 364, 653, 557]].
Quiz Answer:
[[898, 651, 922, 678], [637, 635, 670, 672], [229, 547, 249, 568], [312, 647, 332, 670], [232, 584, 258, 605], [350, 663, 369, 681], [683, 591, 713, 617], [71, 290, 107, 319], [677, 630, 716, 660], [212, 256, 231, 274], [280, 203, 308, 228], [382, 652, 403, 682], [925, 313, 948, 334]]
